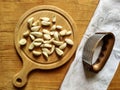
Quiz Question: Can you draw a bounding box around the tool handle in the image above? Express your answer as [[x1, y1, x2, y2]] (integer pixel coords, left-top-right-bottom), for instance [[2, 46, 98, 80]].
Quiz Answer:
[[93, 33, 115, 72]]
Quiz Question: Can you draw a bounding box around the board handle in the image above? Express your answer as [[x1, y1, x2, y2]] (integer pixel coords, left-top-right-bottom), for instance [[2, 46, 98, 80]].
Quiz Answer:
[[12, 61, 34, 88]]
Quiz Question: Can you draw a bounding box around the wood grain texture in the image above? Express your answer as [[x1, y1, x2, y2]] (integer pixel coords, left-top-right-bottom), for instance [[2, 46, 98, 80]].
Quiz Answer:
[[0, 0, 120, 90]]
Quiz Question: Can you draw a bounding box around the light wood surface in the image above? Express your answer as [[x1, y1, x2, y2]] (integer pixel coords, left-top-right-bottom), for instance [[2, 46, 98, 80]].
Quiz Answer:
[[0, 0, 120, 90]]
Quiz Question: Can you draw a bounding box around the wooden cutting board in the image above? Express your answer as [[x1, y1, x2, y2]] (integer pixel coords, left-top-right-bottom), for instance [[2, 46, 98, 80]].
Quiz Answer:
[[0, 0, 120, 90], [13, 5, 78, 88]]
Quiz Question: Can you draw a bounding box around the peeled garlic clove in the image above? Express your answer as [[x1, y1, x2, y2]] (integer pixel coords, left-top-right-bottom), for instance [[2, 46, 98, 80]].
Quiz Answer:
[[50, 45, 55, 54], [50, 31, 55, 35], [59, 43, 67, 50], [27, 17, 34, 27], [31, 32, 43, 38], [40, 44, 44, 48], [55, 48, 64, 56], [50, 25, 56, 31], [27, 17, 34, 23], [32, 20, 40, 27], [29, 34, 35, 41], [66, 31, 72, 35], [34, 38, 44, 42], [19, 38, 27, 46], [33, 42, 42, 47], [41, 21, 51, 26], [42, 48, 51, 55], [54, 31, 59, 40], [42, 29, 50, 34], [40, 17, 50, 22], [44, 34, 51, 40], [52, 16, 56, 23], [23, 30, 29, 37], [43, 38, 54, 44], [43, 40, 51, 44], [65, 38, 74, 45], [56, 25, 62, 30], [52, 40, 63, 46], [31, 26, 40, 32], [59, 30, 67, 36], [29, 42, 34, 50], [42, 44, 52, 48], [43, 51, 48, 59], [32, 50, 41, 56]]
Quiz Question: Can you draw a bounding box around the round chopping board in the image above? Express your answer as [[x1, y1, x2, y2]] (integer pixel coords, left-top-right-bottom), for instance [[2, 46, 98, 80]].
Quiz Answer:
[[15, 5, 77, 69], [13, 5, 78, 88]]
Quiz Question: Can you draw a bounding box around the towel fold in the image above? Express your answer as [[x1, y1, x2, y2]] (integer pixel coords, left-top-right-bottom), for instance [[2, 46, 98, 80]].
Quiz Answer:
[[60, 0, 120, 90]]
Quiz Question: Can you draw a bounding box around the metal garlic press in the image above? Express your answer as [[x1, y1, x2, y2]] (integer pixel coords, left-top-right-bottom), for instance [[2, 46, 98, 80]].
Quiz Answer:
[[82, 32, 115, 72]]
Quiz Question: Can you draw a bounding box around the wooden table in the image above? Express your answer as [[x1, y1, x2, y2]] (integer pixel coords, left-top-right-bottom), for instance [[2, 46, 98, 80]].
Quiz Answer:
[[0, 0, 120, 90]]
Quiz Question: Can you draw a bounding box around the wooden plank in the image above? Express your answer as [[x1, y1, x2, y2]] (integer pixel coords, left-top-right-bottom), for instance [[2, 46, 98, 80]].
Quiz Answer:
[[0, 0, 120, 90]]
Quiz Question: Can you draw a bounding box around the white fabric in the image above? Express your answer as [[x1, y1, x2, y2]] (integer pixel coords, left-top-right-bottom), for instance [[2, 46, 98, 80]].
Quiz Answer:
[[60, 0, 120, 90]]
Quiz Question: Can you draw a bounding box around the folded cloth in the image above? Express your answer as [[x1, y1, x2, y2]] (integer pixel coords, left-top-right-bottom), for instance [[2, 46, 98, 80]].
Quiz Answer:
[[60, 0, 120, 90]]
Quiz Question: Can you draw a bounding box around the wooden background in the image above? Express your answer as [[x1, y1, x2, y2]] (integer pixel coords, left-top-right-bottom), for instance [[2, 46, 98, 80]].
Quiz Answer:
[[0, 0, 120, 90]]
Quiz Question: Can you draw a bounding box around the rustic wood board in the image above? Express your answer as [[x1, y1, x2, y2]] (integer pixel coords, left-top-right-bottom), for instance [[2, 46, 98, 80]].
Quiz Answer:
[[0, 0, 120, 90], [13, 5, 78, 88], [15, 5, 77, 67]]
